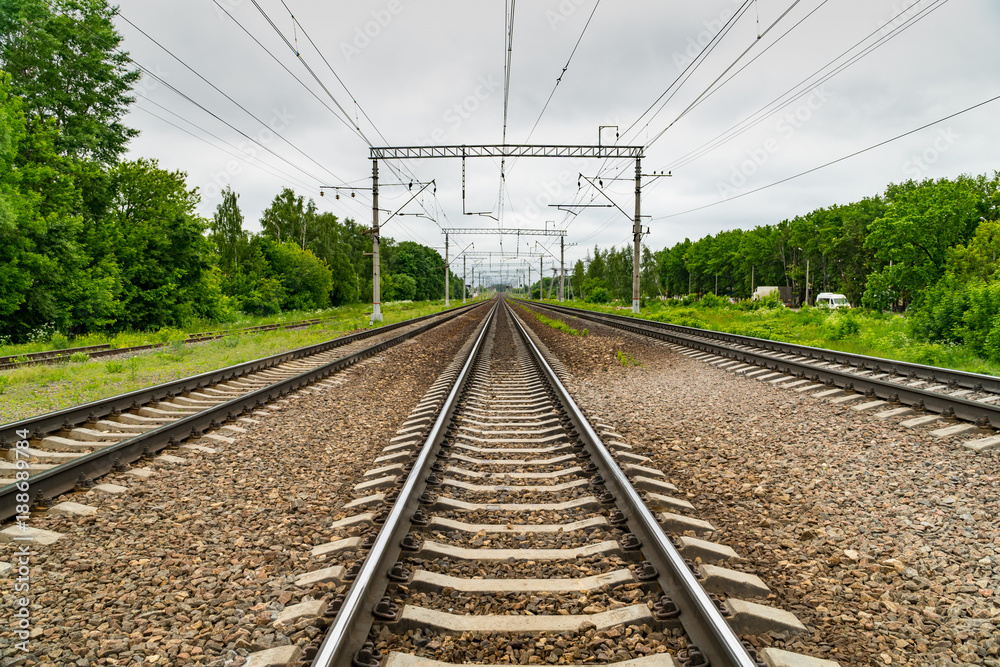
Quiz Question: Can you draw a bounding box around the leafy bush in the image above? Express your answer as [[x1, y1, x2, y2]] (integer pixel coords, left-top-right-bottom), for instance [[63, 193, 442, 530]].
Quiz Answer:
[[697, 293, 727, 309], [50, 332, 70, 350], [823, 311, 862, 340], [155, 328, 186, 344], [105, 360, 125, 373], [69, 352, 89, 362], [587, 287, 611, 304]]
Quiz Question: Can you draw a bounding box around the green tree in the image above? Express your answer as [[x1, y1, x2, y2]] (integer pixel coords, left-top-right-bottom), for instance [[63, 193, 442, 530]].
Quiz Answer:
[[262, 239, 332, 311], [863, 176, 992, 310], [0, 0, 140, 164], [211, 186, 247, 274], [107, 159, 223, 329]]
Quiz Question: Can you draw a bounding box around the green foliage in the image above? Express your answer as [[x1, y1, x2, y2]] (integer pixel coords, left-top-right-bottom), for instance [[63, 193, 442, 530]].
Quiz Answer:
[[105, 359, 124, 373], [50, 332, 70, 349], [1, 0, 140, 164], [823, 310, 862, 340], [863, 176, 993, 309], [586, 286, 611, 303], [697, 293, 727, 309], [616, 350, 639, 367], [528, 309, 587, 337], [382, 273, 418, 302], [263, 239, 332, 311], [108, 159, 225, 329], [211, 186, 247, 274], [69, 351, 88, 362]]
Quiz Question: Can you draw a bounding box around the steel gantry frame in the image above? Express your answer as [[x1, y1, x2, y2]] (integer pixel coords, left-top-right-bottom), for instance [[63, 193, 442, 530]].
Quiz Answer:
[[367, 144, 646, 320]]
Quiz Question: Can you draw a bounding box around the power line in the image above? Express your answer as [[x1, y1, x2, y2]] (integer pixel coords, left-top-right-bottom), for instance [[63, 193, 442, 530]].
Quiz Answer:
[[654, 90, 1000, 220], [664, 0, 951, 171], [132, 100, 318, 194], [523, 0, 601, 144], [210, 0, 371, 143], [646, 0, 807, 148], [247, 0, 368, 144], [263, 2, 449, 235], [618, 0, 753, 145], [118, 11, 348, 185], [50, 2, 335, 189]]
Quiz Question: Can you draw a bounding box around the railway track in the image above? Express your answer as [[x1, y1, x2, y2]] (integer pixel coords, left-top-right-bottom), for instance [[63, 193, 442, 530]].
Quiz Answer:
[[0, 315, 337, 371], [0, 303, 483, 523], [523, 301, 1000, 450], [273, 299, 835, 667]]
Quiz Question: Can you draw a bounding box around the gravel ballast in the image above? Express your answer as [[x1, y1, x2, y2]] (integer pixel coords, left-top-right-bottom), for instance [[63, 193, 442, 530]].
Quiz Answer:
[[517, 304, 1000, 667], [0, 308, 485, 667]]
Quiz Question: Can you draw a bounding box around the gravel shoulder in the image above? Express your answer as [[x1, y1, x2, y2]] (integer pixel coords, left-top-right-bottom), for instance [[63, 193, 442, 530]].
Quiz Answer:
[[518, 305, 1000, 667], [0, 308, 485, 667]]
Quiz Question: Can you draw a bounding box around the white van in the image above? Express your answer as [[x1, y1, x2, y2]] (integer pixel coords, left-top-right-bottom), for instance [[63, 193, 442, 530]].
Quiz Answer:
[[815, 292, 850, 308]]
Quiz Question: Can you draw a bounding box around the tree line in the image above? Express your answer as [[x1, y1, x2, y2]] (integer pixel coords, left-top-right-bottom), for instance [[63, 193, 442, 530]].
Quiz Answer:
[[557, 172, 1000, 351], [0, 0, 462, 343]]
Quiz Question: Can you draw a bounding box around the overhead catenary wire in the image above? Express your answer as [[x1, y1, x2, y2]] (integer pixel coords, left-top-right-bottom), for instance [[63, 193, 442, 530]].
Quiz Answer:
[[210, 0, 375, 145], [586, 0, 952, 233], [663, 0, 951, 171], [118, 11, 351, 186], [46, 0, 337, 191], [133, 100, 319, 194], [522, 0, 601, 144], [645, 0, 807, 148], [654, 90, 1000, 220], [263, 1, 450, 236]]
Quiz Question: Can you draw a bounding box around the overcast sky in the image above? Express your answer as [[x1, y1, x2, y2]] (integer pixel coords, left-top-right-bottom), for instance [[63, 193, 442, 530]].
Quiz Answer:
[[115, 0, 1000, 281]]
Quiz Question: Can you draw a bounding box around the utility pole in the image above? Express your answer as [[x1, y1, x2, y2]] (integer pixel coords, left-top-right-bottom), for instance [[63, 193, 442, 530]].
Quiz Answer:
[[548, 268, 557, 299], [632, 157, 642, 313], [539, 256, 544, 300], [527, 264, 532, 299], [805, 257, 811, 306], [371, 159, 382, 323], [559, 236, 565, 302], [462, 255, 467, 304], [444, 232, 450, 307]]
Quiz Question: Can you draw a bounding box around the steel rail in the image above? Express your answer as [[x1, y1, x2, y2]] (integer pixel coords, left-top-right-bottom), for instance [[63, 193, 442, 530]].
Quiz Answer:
[[1, 303, 480, 447], [525, 301, 1000, 429], [506, 301, 758, 667], [310, 301, 498, 667], [0, 303, 486, 521], [531, 301, 1000, 394]]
